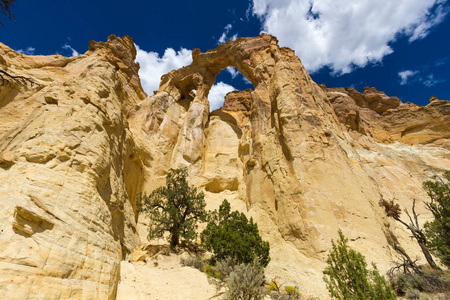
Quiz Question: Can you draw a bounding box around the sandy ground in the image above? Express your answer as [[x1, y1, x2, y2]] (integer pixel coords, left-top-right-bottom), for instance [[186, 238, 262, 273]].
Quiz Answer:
[[116, 251, 218, 300]]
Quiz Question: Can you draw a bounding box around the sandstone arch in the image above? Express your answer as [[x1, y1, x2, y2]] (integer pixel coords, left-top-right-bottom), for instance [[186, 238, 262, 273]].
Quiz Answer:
[[0, 33, 449, 298], [130, 34, 342, 256]]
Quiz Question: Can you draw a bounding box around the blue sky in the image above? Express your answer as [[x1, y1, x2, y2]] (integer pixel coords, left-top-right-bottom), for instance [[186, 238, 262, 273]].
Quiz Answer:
[[1, 0, 449, 110]]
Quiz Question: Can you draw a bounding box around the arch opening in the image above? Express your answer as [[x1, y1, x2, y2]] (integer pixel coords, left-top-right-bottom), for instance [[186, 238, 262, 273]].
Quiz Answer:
[[207, 67, 254, 112]]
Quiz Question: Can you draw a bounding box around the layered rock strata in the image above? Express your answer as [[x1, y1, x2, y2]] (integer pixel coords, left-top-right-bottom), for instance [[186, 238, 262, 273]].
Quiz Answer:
[[0, 35, 145, 299], [128, 34, 450, 296], [0, 34, 449, 298]]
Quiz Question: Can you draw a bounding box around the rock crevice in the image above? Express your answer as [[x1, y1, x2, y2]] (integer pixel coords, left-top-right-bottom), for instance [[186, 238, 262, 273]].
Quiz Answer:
[[0, 34, 449, 298]]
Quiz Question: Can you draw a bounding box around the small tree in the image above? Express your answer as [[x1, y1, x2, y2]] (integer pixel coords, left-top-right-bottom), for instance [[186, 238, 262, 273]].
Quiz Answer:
[[323, 230, 396, 300], [423, 170, 450, 268], [201, 199, 270, 268], [379, 198, 439, 269], [138, 168, 207, 249]]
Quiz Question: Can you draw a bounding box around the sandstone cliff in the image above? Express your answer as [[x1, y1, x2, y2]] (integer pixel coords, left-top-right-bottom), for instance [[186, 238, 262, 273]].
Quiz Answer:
[[0, 35, 146, 299], [0, 34, 449, 299]]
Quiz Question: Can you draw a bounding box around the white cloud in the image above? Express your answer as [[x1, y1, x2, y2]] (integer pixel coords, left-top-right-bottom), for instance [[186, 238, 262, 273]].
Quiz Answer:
[[208, 81, 236, 111], [252, 0, 449, 74], [135, 45, 193, 96], [423, 74, 445, 87], [242, 76, 253, 86], [398, 70, 419, 85], [226, 67, 239, 79], [407, 1, 449, 41], [17, 47, 35, 55], [62, 43, 79, 57], [218, 33, 227, 44], [218, 24, 238, 44], [398, 70, 445, 86], [225, 67, 254, 86]]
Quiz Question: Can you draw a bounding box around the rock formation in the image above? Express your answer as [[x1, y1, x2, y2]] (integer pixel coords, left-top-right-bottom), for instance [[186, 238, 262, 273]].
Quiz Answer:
[[0, 35, 145, 299], [0, 34, 449, 298]]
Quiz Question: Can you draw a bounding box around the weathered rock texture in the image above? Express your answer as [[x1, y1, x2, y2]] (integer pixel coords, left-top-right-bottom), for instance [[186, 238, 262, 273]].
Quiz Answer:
[[0, 35, 145, 299], [0, 34, 449, 299]]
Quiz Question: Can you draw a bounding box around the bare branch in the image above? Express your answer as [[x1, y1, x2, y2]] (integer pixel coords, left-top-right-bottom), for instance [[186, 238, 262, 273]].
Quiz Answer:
[[379, 197, 440, 269], [0, 69, 40, 87], [0, 0, 17, 28]]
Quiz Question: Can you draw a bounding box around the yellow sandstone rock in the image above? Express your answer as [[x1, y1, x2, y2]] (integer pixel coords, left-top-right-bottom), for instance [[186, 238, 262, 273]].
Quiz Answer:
[[0, 34, 449, 299]]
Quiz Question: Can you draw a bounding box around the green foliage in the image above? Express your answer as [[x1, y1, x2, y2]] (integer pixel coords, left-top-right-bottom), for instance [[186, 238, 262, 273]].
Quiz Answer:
[[206, 258, 265, 300], [389, 272, 425, 299], [201, 199, 270, 267], [226, 260, 265, 300], [266, 279, 302, 300], [389, 266, 450, 299], [202, 264, 222, 279], [323, 230, 397, 300], [284, 286, 300, 298], [423, 170, 450, 268], [267, 279, 282, 292], [138, 168, 207, 248]]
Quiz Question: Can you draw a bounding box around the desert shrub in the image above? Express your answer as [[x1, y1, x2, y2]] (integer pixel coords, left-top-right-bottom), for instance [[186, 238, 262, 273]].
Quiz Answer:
[[423, 170, 450, 268], [205, 258, 265, 300], [180, 254, 206, 270], [284, 286, 301, 299], [323, 229, 397, 300], [266, 279, 302, 300], [390, 272, 425, 298], [267, 279, 282, 293], [285, 286, 300, 295], [389, 266, 450, 298], [223, 260, 265, 300], [202, 264, 223, 279], [201, 199, 270, 267]]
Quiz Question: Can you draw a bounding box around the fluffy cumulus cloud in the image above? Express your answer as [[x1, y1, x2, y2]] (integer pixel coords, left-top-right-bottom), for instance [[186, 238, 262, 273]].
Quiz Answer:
[[135, 45, 237, 110], [135, 45, 193, 96], [208, 82, 236, 111], [252, 0, 449, 74]]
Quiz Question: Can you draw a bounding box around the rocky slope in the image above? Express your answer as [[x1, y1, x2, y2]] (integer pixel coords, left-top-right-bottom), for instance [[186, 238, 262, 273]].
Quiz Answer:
[[0, 34, 449, 299]]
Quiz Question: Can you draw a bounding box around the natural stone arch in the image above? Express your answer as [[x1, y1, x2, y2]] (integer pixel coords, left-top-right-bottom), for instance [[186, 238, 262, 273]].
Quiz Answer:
[[148, 34, 285, 174], [132, 33, 330, 259], [157, 33, 279, 108]]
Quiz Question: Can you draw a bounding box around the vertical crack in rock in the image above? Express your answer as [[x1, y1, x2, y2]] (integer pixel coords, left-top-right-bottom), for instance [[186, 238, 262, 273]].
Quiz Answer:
[[0, 35, 145, 299], [0, 33, 449, 298], [128, 34, 449, 296]]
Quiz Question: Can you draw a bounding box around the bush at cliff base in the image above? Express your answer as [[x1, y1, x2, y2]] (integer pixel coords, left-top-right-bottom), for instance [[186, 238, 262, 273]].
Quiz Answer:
[[423, 170, 450, 268], [200, 199, 270, 268], [323, 230, 397, 300]]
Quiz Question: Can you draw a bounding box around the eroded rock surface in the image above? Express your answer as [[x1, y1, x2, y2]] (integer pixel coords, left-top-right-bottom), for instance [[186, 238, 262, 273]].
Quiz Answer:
[[0, 35, 145, 299], [0, 34, 449, 299], [326, 85, 450, 145], [128, 34, 449, 297]]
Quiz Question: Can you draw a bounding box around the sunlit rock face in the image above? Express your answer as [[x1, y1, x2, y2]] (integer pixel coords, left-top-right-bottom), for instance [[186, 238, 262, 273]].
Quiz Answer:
[[0, 35, 146, 299], [0, 34, 449, 298]]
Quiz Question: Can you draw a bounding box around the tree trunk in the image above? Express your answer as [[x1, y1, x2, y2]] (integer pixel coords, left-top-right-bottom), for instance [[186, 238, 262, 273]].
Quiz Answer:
[[417, 236, 440, 269], [170, 233, 179, 249], [394, 215, 440, 269]]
